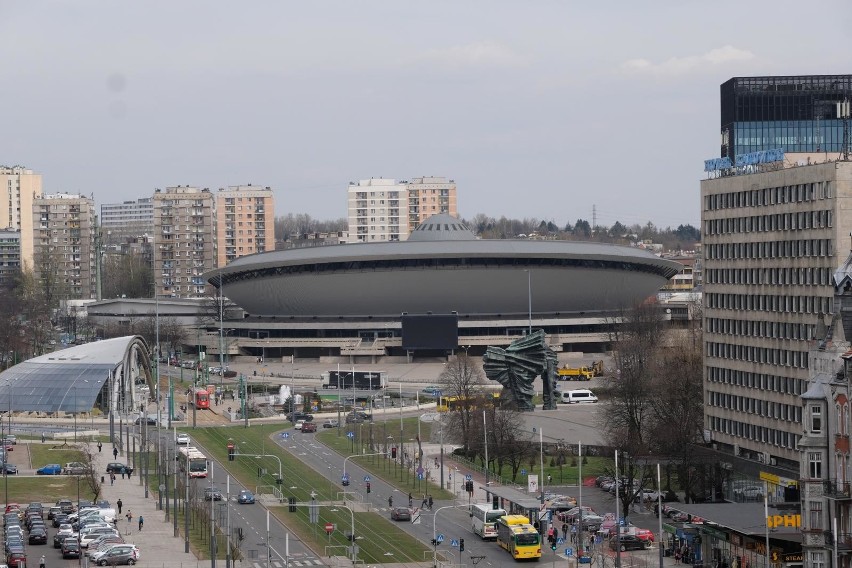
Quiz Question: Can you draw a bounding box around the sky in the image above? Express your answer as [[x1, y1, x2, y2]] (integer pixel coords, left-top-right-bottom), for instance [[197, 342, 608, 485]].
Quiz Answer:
[[2, 1, 850, 230]]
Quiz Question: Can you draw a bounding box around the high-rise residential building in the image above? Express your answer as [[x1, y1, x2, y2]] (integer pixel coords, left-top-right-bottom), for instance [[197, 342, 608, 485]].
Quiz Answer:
[[152, 186, 215, 299], [406, 176, 458, 230], [214, 185, 275, 267], [721, 75, 852, 162], [347, 176, 457, 242], [0, 229, 21, 287], [32, 193, 97, 300], [100, 197, 154, 247], [0, 166, 42, 269]]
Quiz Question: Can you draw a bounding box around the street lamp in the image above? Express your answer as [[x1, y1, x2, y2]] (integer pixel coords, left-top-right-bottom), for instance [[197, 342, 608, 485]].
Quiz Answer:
[[525, 269, 532, 334]]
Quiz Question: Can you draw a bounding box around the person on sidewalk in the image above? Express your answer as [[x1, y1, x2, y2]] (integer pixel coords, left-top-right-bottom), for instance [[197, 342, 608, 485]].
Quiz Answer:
[[39, 555, 45, 568], [113, 447, 118, 459], [120, 469, 125, 480], [97, 441, 102, 453], [116, 499, 123, 514], [387, 496, 393, 508], [110, 473, 115, 486], [427, 495, 433, 510], [138, 516, 143, 531]]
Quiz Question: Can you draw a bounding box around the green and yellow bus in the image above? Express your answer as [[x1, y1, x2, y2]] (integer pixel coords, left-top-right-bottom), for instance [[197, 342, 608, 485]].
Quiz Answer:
[[496, 515, 542, 560]]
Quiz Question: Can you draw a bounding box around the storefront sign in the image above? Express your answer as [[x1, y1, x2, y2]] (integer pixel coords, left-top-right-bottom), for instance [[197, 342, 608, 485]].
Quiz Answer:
[[783, 553, 803, 562], [766, 514, 801, 529]]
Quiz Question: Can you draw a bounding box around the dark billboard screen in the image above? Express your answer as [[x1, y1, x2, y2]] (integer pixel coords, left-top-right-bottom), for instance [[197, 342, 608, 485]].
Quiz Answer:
[[401, 314, 458, 350]]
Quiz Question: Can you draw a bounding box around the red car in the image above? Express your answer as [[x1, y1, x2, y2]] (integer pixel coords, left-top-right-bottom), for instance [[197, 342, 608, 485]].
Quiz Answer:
[[7, 551, 26, 568], [634, 528, 655, 543], [301, 422, 317, 433]]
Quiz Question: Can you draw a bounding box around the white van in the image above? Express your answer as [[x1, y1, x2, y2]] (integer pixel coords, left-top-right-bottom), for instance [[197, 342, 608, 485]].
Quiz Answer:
[[561, 389, 598, 404]]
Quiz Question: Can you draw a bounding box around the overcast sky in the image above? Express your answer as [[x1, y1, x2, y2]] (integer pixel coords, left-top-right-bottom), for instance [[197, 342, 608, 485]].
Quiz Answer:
[[2, 1, 849, 229]]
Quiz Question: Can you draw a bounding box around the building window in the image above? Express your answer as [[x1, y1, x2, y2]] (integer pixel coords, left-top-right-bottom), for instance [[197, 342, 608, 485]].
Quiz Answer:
[[811, 405, 822, 433], [809, 501, 823, 530], [811, 551, 825, 568], [809, 452, 823, 479]]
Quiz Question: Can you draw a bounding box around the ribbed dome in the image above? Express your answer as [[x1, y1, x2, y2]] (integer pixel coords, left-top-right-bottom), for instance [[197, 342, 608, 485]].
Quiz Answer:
[[407, 213, 476, 242]]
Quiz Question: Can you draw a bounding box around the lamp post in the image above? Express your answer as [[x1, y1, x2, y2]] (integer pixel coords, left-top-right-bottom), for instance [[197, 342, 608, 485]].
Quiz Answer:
[[525, 269, 532, 334], [432, 504, 471, 568]]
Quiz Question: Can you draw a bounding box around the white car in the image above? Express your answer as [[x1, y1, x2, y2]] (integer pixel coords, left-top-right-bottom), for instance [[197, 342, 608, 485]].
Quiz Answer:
[[175, 433, 190, 445], [294, 420, 305, 431]]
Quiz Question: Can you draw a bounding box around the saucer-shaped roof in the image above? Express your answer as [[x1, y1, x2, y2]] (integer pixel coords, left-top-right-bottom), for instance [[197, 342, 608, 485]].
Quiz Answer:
[[407, 214, 476, 242]]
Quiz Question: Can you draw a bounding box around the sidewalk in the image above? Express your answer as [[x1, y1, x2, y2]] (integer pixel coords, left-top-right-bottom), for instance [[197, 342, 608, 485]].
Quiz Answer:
[[90, 442, 204, 568]]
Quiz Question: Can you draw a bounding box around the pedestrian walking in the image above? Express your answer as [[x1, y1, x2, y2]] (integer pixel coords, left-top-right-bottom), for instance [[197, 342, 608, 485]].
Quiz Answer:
[[408, 492, 413, 508], [39, 555, 45, 568], [121, 469, 125, 480], [427, 495, 433, 510], [562, 523, 568, 539], [138, 516, 143, 531], [41, 432, 45, 443], [388, 496, 393, 508], [110, 473, 115, 486], [97, 441, 102, 453], [421, 495, 428, 509], [117, 499, 123, 514], [113, 447, 118, 459]]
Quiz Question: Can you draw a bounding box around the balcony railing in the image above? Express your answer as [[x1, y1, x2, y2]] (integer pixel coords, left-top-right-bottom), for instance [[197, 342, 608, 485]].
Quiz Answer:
[[824, 532, 852, 550], [824, 480, 852, 499]]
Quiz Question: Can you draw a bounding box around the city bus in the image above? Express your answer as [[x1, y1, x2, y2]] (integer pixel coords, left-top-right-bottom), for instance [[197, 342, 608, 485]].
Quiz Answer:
[[496, 515, 542, 560], [177, 446, 208, 478], [189, 388, 210, 409], [436, 392, 500, 412], [470, 502, 507, 539]]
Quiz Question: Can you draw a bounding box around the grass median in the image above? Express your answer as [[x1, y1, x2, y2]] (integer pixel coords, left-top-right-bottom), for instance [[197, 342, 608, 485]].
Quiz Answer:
[[188, 424, 432, 564], [29, 443, 86, 467]]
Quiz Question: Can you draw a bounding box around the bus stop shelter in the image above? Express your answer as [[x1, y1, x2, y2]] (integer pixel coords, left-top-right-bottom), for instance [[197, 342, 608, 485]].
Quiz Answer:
[[482, 486, 546, 529]]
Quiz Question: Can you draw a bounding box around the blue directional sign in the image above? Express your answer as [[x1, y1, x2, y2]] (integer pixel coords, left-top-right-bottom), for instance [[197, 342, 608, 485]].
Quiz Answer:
[[595, 536, 602, 544], [346, 432, 355, 439], [451, 539, 459, 548], [557, 537, 564, 545], [436, 534, 445, 543], [566, 548, 574, 557], [465, 474, 472, 481], [417, 473, 424, 480], [279, 432, 290, 439], [521, 469, 527, 475], [364, 475, 371, 482]]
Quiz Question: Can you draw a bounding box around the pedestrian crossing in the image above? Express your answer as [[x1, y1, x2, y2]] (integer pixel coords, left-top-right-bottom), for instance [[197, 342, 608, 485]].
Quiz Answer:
[[252, 560, 325, 568]]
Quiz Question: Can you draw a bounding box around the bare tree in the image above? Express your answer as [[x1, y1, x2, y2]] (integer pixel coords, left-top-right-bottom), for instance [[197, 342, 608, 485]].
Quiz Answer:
[[79, 443, 103, 502], [438, 355, 486, 453]]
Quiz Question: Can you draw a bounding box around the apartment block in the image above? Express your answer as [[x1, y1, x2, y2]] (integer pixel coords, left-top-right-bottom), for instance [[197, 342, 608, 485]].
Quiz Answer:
[[100, 197, 154, 247], [0, 229, 21, 287], [347, 176, 457, 242], [32, 193, 97, 300], [0, 165, 42, 269], [152, 186, 215, 299], [214, 185, 275, 267]]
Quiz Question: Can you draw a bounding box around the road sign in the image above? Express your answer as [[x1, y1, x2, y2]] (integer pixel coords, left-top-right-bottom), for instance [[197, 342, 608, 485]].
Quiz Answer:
[[451, 539, 459, 547], [566, 548, 574, 557], [364, 475, 371, 482], [417, 473, 424, 480], [279, 432, 290, 439], [521, 469, 527, 475], [411, 511, 421, 525], [342, 474, 349, 482], [325, 523, 334, 534], [557, 537, 564, 545], [311, 406, 318, 412], [416, 466, 424, 475], [346, 432, 354, 439], [436, 534, 445, 543], [465, 474, 472, 481]]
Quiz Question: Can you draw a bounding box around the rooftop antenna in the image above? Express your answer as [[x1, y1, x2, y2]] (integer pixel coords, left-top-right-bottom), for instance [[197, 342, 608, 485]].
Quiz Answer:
[[839, 99, 851, 161]]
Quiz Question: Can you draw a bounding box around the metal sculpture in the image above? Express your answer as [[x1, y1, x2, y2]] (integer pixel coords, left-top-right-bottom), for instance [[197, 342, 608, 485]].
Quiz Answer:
[[482, 329, 559, 411]]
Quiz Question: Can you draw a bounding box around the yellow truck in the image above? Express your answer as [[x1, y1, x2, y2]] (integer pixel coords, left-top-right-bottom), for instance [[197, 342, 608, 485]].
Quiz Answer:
[[556, 360, 605, 381]]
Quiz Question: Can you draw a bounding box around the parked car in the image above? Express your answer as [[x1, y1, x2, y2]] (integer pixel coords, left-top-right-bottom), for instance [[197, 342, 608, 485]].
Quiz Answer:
[[322, 419, 339, 429], [390, 507, 411, 521], [421, 386, 441, 395], [105, 463, 133, 475], [28, 526, 48, 545], [6, 550, 26, 567], [238, 490, 255, 504], [301, 422, 317, 433], [175, 433, 190, 445], [36, 464, 62, 475], [62, 539, 81, 559], [734, 485, 764, 500], [64, 462, 88, 475], [2, 435, 16, 445], [54, 525, 76, 548], [609, 534, 649, 551], [52, 513, 69, 528], [92, 544, 139, 566]]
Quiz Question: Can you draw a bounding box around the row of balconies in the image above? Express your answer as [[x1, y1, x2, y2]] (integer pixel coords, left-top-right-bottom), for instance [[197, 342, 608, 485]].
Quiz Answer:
[[822, 531, 852, 550]]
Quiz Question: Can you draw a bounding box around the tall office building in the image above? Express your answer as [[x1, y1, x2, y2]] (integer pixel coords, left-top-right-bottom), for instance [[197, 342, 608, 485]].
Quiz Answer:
[[32, 193, 97, 300], [721, 75, 852, 162], [703, 74, 852, 476], [214, 185, 275, 267], [347, 176, 457, 242], [100, 197, 154, 247], [152, 186, 215, 299], [0, 166, 42, 269]]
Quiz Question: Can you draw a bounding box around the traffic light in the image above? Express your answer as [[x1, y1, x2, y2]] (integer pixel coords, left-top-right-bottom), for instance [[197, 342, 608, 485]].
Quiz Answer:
[[288, 497, 297, 513], [366, 482, 371, 493], [465, 480, 474, 493], [391, 447, 397, 459], [227, 443, 235, 462], [492, 496, 499, 510], [549, 534, 557, 551], [459, 539, 465, 552]]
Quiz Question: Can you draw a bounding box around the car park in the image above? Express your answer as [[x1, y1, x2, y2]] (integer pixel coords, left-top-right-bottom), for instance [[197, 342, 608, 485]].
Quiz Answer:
[[238, 490, 255, 504], [86, 537, 124, 557], [81, 529, 120, 548], [390, 507, 411, 521], [36, 464, 62, 475], [300, 422, 317, 433], [106, 463, 133, 475], [610, 534, 649, 551]]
